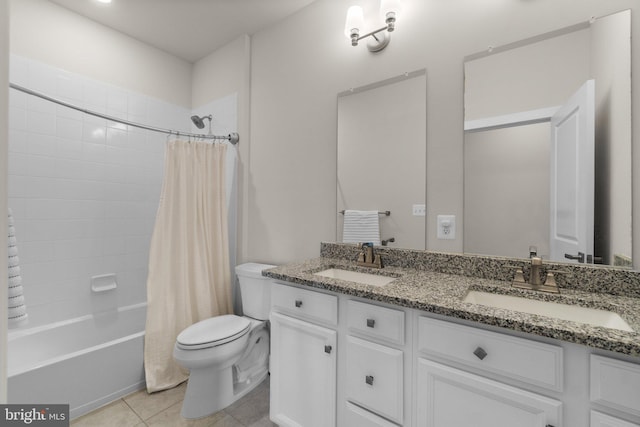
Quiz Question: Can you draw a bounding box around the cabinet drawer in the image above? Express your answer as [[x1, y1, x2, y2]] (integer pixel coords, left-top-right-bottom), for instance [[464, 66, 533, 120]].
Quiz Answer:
[[591, 355, 640, 417], [347, 300, 405, 345], [344, 402, 399, 427], [346, 335, 403, 424], [418, 316, 563, 392], [271, 282, 338, 326]]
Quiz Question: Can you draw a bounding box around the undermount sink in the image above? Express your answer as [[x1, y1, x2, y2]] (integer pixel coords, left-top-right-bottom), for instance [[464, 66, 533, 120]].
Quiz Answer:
[[463, 290, 634, 332], [314, 268, 396, 287]]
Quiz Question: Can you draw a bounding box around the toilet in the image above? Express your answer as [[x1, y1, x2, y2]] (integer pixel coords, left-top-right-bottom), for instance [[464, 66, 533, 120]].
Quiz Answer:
[[173, 262, 275, 419]]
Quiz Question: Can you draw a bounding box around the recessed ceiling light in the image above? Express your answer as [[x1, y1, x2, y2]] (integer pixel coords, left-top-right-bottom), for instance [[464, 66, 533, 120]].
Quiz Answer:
[[96, 0, 112, 4]]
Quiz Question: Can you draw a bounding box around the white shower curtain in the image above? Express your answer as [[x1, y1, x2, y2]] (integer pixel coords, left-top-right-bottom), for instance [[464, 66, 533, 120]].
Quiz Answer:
[[144, 140, 233, 393]]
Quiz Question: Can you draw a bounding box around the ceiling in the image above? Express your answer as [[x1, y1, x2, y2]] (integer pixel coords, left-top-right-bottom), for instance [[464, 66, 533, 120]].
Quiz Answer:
[[47, 0, 318, 63]]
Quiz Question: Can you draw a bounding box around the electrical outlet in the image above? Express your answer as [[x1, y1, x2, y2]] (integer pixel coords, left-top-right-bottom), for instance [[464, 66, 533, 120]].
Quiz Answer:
[[412, 204, 426, 216], [437, 215, 456, 240]]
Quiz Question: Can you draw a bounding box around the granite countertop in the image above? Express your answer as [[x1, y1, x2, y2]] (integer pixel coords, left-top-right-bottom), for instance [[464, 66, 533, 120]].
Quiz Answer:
[[263, 256, 640, 357]]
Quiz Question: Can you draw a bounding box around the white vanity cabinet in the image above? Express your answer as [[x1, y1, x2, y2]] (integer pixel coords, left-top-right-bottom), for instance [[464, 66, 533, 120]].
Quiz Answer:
[[269, 279, 640, 427], [415, 317, 563, 427], [270, 283, 338, 427]]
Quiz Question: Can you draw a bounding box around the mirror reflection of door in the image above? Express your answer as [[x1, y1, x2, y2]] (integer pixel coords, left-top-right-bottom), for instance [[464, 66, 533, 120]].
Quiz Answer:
[[463, 10, 631, 266], [550, 80, 594, 264]]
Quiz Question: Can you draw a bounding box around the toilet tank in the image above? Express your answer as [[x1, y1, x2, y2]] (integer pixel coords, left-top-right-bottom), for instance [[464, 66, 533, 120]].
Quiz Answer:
[[235, 263, 276, 320]]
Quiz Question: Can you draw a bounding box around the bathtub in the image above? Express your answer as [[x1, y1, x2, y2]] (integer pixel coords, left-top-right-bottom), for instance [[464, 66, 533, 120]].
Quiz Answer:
[[7, 303, 147, 420]]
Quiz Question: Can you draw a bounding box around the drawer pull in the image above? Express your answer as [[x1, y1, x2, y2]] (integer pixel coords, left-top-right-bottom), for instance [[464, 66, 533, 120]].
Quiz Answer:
[[324, 345, 332, 354], [295, 300, 303, 308], [473, 346, 488, 360], [365, 375, 374, 386], [366, 318, 376, 328]]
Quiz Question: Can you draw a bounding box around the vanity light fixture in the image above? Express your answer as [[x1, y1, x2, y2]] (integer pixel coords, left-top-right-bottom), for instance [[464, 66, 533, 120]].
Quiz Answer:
[[345, 0, 401, 52]]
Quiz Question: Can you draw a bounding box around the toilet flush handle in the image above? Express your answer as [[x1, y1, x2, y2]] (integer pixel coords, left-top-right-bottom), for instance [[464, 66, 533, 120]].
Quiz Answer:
[[295, 300, 303, 308]]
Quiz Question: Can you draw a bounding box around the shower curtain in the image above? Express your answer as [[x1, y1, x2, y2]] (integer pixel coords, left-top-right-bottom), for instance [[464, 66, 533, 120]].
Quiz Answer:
[[144, 140, 233, 393]]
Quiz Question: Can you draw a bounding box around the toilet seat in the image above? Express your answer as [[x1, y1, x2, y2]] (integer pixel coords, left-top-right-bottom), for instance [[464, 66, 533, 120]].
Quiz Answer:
[[176, 315, 251, 350]]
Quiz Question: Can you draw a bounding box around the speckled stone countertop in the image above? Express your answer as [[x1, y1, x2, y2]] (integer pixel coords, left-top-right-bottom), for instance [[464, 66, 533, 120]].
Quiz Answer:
[[263, 243, 640, 357]]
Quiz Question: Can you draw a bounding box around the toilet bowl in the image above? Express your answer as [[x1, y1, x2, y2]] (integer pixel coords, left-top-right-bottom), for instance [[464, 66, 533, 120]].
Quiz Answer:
[[173, 263, 275, 419]]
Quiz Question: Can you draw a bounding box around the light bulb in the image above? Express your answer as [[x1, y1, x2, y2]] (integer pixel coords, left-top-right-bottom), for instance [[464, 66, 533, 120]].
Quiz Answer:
[[344, 5, 364, 39], [379, 0, 401, 23]]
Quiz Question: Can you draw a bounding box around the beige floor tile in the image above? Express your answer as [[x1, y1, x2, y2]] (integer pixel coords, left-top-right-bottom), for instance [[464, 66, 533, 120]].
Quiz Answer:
[[224, 384, 270, 426], [71, 400, 143, 427], [145, 401, 228, 427], [209, 413, 246, 427], [246, 415, 277, 427], [124, 382, 187, 420]]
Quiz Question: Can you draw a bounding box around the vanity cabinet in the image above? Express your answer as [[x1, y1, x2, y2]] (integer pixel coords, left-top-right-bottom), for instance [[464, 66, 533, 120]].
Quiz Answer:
[[269, 279, 640, 427], [415, 317, 563, 427], [270, 283, 338, 427]]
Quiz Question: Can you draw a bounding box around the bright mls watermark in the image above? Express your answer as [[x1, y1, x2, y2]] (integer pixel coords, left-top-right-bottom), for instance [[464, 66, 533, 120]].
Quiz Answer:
[[1, 405, 69, 426]]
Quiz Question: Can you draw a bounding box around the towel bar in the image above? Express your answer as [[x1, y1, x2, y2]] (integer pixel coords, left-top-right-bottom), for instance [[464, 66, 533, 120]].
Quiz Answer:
[[339, 210, 391, 216]]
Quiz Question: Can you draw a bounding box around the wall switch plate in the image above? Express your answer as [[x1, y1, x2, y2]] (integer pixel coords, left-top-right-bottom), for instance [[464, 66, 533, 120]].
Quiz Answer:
[[437, 215, 456, 240], [412, 204, 426, 216]]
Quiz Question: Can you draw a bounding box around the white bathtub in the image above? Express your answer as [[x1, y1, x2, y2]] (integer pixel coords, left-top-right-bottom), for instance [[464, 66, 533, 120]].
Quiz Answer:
[[7, 303, 147, 420]]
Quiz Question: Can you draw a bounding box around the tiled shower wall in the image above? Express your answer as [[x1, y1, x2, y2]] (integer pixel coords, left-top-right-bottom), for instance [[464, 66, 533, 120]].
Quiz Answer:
[[7, 55, 191, 328]]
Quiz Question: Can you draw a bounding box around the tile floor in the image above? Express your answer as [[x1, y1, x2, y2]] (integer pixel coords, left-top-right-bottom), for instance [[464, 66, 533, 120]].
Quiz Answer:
[[71, 377, 275, 427]]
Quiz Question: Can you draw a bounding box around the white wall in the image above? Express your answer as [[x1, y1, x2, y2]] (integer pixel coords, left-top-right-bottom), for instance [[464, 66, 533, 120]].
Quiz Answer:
[[9, 0, 192, 108], [192, 35, 251, 266], [1, 0, 9, 404], [465, 124, 550, 259], [247, 0, 640, 267]]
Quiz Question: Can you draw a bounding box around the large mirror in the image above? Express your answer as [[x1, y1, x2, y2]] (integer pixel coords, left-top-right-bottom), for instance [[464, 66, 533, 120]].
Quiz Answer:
[[337, 70, 427, 250], [464, 10, 632, 267]]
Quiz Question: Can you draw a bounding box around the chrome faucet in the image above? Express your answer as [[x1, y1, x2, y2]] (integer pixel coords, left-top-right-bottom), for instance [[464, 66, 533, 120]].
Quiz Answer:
[[357, 243, 383, 268], [512, 256, 560, 293]]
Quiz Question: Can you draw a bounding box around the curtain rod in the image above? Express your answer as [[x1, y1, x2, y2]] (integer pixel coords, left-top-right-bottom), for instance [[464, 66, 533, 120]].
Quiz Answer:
[[9, 83, 239, 145]]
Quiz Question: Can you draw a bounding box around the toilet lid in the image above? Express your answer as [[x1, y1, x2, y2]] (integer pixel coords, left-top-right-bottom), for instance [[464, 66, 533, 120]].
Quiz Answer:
[[176, 315, 251, 350]]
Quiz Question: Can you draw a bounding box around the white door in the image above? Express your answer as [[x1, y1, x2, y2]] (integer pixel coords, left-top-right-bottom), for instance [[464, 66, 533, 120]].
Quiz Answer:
[[549, 79, 595, 263], [416, 358, 562, 427], [270, 312, 337, 427]]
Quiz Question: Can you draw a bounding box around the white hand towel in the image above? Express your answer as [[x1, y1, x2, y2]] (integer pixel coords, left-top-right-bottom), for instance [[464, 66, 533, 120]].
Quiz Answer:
[[7, 208, 28, 327], [342, 210, 381, 246]]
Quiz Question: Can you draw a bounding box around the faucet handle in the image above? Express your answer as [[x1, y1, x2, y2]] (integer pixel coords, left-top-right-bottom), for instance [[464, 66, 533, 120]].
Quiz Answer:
[[546, 269, 572, 284], [512, 268, 527, 284]]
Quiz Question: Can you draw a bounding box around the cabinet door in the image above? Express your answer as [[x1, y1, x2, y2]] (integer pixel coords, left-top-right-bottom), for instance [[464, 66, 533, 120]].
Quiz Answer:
[[416, 358, 562, 427], [270, 312, 337, 427], [591, 411, 640, 427]]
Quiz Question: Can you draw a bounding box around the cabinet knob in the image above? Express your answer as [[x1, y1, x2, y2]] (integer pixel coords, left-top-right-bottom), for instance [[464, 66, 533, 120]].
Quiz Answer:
[[295, 300, 303, 308], [324, 345, 332, 354], [473, 346, 488, 360], [365, 375, 374, 386], [366, 318, 375, 328]]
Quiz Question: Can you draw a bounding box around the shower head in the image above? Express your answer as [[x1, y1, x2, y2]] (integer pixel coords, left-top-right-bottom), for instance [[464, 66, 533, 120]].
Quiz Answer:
[[191, 114, 212, 129]]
